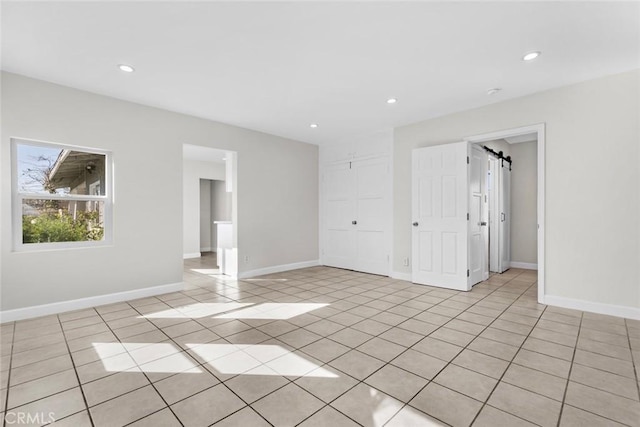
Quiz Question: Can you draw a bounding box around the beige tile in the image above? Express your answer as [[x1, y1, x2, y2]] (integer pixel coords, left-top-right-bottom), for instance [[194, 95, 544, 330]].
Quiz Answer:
[[410, 382, 482, 427], [63, 323, 110, 341], [278, 328, 322, 349], [412, 337, 463, 362], [559, 404, 627, 427], [365, 364, 428, 403], [570, 363, 639, 400], [11, 387, 86, 425], [429, 327, 476, 347], [300, 338, 350, 363], [252, 383, 324, 426], [378, 327, 423, 347], [396, 318, 439, 336], [225, 372, 288, 403], [67, 331, 118, 352], [76, 352, 138, 384], [386, 405, 448, 427], [452, 349, 509, 379], [356, 337, 405, 362], [577, 337, 632, 361], [11, 332, 66, 354], [90, 385, 165, 426], [49, 410, 92, 426], [295, 365, 358, 403], [473, 405, 537, 427], [523, 337, 574, 361], [468, 336, 519, 361], [391, 349, 447, 380], [8, 369, 78, 409], [10, 354, 74, 385], [82, 370, 150, 406], [329, 350, 385, 380], [573, 349, 636, 378], [350, 319, 392, 336], [564, 381, 640, 425], [488, 382, 562, 427], [171, 383, 246, 427], [299, 405, 360, 427], [11, 341, 69, 368], [513, 349, 571, 378], [329, 328, 373, 348], [128, 408, 182, 426], [331, 383, 404, 426], [434, 364, 497, 402], [214, 407, 271, 427], [529, 327, 578, 347], [502, 363, 567, 401], [480, 327, 526, 347]]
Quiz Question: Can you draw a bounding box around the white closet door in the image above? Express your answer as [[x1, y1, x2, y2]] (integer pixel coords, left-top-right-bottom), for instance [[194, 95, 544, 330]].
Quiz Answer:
[[499, 163, 511, 272], [412, 142, 469, 290], [354, 157, 389, 275], [489, 157, 500, 273], [323, 162, 356, 269], [469, 145, 489, 285]]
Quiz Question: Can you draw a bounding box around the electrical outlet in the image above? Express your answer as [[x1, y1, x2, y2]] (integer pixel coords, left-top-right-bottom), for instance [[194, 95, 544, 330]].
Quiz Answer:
[[403, 258, 410, 267]]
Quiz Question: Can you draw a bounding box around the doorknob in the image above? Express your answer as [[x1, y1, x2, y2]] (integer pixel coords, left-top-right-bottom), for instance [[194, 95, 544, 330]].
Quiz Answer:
[[480, 222, 487, 226], [352, 220, 357, 225], [412, 222, 419, 227]]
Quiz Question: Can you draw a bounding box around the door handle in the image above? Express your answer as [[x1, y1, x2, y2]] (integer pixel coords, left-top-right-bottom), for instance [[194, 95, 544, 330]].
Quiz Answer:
[[412, 222, 419, 227], [480, 222, 487, 226], [501, 213, 506, 222], [352, 220, 357, 225]]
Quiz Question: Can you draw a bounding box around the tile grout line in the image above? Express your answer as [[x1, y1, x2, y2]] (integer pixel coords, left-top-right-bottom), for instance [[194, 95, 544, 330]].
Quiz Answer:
[[2, 325, 16, 427], [55, 313, 96, 427], [625, 319, 640, 402], [555, 311, 584, 427]]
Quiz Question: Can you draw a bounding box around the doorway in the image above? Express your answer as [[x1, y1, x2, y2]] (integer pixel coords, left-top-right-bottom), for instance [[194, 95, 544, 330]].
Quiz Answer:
[[182, 144, 238, 277], [465, 124, 544, 303]]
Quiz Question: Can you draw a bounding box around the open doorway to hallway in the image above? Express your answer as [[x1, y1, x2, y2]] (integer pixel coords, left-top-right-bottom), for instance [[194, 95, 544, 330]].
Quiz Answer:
[[183, 144, 238, 278]]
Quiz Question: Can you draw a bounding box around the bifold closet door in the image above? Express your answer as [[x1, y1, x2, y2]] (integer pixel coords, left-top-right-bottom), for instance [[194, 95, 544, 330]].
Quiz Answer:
[[469, 144, 489, 285], [323, 158, 390, 275], [412, 142, 469, 291]]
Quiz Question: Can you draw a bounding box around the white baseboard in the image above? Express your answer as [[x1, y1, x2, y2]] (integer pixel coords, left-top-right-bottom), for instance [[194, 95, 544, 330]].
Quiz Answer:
[[200, 247, 213, 252], [183, 253, 201, 259], [238, 260, 320, 279], [0, 282, 184, 323], [391, 271, 412, 282], [543, 295, 640, 321], [510, 261, 538, 270]]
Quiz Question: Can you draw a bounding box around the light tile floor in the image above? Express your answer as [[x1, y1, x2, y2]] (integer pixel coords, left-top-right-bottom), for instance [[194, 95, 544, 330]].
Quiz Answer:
[[1, 254, 639, 426]]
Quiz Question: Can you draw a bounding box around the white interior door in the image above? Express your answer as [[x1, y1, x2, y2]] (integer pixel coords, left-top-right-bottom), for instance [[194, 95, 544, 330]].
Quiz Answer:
[[469, 145, 489, 285], [412, 142, 469, 290], [499, 162, 511, 272], [353, 158, 389, 275], [323, 162, 355, 269]]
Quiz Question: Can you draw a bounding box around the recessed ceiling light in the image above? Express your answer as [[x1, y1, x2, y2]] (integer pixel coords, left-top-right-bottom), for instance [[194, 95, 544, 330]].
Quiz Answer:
[[487, 88, 502, 95], [310, 123, 319, 128], [522, 51, 541, 61], [118, 64, 135, 73], [387, 98, 397, 104]]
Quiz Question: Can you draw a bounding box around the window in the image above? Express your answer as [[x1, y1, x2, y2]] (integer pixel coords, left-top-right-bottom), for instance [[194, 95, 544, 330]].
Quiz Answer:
[[12, 139, 112, 250]]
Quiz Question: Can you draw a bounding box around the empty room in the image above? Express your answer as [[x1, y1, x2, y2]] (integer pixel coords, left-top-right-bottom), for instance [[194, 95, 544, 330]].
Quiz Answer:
[[1, 1, 639, 426]]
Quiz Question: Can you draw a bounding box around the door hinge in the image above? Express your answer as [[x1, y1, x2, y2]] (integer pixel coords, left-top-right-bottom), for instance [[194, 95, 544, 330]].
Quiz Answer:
[[467, 269, 470, 277], [467, 213, 469, 220], [467, 156, 470, 164]]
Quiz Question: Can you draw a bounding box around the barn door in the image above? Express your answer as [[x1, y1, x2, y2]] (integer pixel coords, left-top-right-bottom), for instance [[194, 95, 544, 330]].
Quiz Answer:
[[411, 142, 470, 290]]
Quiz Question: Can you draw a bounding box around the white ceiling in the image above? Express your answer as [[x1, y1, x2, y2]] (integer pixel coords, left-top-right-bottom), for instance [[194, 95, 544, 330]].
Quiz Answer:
[[2, 1, 639, 146]]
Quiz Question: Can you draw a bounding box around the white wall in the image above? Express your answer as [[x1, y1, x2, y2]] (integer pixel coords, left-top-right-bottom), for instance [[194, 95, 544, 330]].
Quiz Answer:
[[1, 72, 319, 312], [394, 69, 639, 311], [183, 161, 224, 257]]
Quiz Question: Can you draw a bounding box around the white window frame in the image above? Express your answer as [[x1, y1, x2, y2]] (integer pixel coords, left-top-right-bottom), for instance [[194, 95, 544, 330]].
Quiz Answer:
[[11, 138, 113, 252]]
